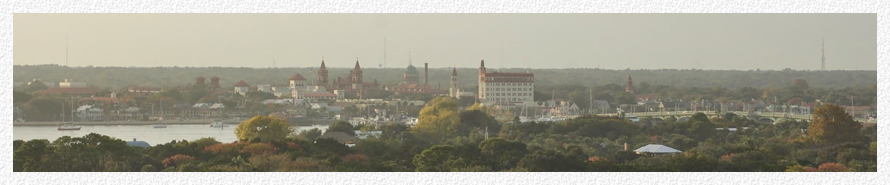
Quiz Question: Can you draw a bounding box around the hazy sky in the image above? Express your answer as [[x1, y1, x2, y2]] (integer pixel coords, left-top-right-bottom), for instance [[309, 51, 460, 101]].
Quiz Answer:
[[14, 14, 876, 70]]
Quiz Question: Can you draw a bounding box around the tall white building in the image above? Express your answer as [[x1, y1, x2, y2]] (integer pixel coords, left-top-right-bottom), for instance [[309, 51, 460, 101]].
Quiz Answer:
[[477, 60, 535, 107]]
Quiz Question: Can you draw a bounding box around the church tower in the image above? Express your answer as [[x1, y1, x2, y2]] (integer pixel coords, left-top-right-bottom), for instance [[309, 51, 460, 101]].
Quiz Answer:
[[351, 60, 363, 84], [625, 75, 635, 94], [317, 60, 329, 87], [450, 67, 459, 98]]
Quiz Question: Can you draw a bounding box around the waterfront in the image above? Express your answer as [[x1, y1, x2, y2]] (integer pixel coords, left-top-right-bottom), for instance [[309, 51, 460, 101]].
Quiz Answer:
[[13, 124, 329, 145]]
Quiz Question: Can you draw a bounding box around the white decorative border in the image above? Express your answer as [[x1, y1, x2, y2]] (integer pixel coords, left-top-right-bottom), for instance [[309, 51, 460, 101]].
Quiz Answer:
[[1, 0, 886, 185]]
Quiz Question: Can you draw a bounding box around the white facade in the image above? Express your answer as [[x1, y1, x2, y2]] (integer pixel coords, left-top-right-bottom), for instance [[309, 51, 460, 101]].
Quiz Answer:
[[481, 81, 535, 106], [478, 60, 535, 107], [59, 79, 86, 88], [290, 79, 307, 89], [235, 86, 249, 95], [257, 84, 272, 93], [76, 105, 104, 121]]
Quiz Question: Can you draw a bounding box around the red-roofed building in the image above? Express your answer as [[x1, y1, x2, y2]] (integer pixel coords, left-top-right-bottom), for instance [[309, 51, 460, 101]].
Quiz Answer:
[[315, 60, 380, 99], [290, 73, 308, 89], [38, 87, 100, 96], [234, 80, 250, 95]]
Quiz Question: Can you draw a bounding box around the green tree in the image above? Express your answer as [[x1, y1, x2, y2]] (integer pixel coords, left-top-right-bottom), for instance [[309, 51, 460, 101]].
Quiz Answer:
[[298, 128, 324, 141], [411, 97, 461, 143], [25, 80, 49, 92], [808, 104, 862, 143], [234, 115, 295, 142], [411, 145, 481, 172], [326, 121, 356, 136], [13, 139, 52, 172], [792, 79, 809, 90], [479, 138, 528, 171]]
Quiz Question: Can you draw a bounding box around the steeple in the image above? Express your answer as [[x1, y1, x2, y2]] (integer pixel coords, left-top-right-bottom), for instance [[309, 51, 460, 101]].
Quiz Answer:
[[354, 60, 361, 69], [452, 67, 458, 76], [320, 59, 327, 69]]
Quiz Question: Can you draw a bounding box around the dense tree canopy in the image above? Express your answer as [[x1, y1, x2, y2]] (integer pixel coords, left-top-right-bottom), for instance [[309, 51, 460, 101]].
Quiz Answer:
[[234, 115, 295, 142], [808, 104, 863, 144]]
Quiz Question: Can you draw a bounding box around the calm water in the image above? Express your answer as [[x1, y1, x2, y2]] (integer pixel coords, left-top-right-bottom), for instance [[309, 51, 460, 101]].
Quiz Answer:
[[14, 124, 329, 146]]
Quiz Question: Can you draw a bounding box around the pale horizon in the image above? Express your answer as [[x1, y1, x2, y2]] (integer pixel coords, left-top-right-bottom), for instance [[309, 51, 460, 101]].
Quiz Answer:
[[14, 14, 876, 70]]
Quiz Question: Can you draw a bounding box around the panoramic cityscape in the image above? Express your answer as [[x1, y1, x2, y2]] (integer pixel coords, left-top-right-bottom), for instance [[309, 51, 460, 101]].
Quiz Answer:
[[12, 14, 877, 172]]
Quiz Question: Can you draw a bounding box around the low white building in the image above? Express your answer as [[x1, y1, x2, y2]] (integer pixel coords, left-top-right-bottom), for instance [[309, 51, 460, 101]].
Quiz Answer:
[[234, 80, 250, 95], [59, 79, 87, 88], [256, 84, 272, 93], [76, 105, 104, 121]]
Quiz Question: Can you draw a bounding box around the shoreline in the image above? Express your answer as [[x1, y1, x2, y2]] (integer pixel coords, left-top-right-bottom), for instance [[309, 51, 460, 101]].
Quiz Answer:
[[13, 119, 342, 127]]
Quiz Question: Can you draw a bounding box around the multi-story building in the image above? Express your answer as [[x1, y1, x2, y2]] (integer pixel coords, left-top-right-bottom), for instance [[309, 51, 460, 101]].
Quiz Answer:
[[315, 60, 380, 99], [289, 73, 308, 89], [477, 60, 535, 107]]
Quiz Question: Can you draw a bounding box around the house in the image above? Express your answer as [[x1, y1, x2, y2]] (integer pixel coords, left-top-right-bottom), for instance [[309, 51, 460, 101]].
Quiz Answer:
[[633, 144, 682, 156], [76, 105, 104, 121], [122, 107, 140, 120], [234, 80, 250, 95], [593, 100, 610, 110]]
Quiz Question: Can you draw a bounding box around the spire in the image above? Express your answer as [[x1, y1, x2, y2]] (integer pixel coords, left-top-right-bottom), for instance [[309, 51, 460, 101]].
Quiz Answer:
[[480, 60, 485, 68], [452, 67, 457, 76], [354, 59, 361, 69], [320, 59, 326, 69]]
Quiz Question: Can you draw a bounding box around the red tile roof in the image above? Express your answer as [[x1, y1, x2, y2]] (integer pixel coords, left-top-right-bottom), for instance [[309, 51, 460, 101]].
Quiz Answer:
[[38, 87, 100, 95], [290, 73, 307, 81], [234, 80, 249, 87], [303, 93, 337, 97]]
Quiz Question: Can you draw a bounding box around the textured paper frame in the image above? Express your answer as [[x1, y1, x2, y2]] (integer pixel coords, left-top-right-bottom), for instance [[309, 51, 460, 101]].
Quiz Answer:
[[1, 0, 887, 185]]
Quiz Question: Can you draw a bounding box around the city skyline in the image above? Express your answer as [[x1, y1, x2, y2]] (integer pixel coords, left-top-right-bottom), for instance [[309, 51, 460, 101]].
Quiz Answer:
[[14, 14, 876, 70]]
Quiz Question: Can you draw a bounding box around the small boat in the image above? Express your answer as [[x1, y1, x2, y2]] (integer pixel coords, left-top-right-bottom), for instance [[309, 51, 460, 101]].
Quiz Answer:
[[154, 101, 168, 128], [58, 98, 80, 131], [58, 123, 81, 131], [152, 122, 167, 128], [210, 120, 228, 128]]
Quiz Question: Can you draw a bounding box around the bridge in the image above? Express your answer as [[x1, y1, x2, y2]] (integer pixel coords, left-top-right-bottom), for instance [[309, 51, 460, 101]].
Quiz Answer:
[[593, 111, 873, 124]]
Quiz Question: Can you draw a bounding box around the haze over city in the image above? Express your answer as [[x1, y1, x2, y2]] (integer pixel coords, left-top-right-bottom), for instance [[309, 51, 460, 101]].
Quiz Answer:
[[14, 14, 876, 70]]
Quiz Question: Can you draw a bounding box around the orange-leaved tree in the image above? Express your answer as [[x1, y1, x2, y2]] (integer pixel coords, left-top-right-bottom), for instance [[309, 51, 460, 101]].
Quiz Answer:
[[808, 104, 862, 143]]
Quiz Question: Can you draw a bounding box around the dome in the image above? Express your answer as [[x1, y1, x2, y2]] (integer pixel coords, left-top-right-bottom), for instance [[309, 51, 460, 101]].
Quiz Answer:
[[406, 64, 418, 73]]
